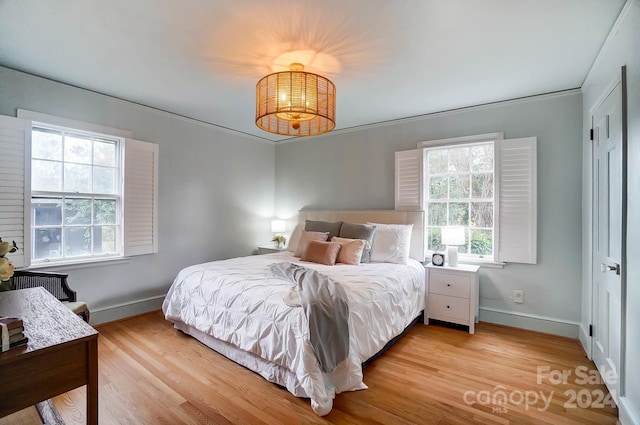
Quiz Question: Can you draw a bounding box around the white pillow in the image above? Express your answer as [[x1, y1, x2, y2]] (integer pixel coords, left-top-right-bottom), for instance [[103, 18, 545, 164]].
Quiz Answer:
[[293, 230, 329, 257], [287, 223, 303, 253], [367, 223, 413, 264]]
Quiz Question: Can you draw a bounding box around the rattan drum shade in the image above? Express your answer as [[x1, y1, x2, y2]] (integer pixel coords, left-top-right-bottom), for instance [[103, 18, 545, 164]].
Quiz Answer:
[[256, 63, 336, 137]]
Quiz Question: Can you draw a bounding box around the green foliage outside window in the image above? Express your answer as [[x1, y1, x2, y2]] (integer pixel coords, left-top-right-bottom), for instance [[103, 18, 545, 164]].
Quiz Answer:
[[426, 142, 495, 258], [471, 229, 493, 256]]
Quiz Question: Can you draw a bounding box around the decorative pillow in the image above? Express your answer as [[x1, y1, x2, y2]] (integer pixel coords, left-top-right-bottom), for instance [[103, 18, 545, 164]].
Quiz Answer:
[[339, 222, 376, 263], [304, 220, 343, 241], [301, 241, 342, 266], [331, 237, 368, 265], [367, 223, 413, 264], [287, 223, 303, 253], [293, 230, 329, 257]]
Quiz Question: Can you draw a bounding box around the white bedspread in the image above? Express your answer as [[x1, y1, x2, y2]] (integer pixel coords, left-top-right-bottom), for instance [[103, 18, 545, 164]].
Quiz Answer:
[[162, 252, 425, 415]]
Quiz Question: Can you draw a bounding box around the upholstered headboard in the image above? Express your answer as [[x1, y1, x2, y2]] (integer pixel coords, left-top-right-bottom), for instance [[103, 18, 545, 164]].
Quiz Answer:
[[297, 210, 425, 261]]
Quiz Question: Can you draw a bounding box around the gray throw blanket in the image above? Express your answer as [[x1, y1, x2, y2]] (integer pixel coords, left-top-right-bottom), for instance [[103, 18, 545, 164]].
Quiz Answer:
[[270, 262, 349, 374]]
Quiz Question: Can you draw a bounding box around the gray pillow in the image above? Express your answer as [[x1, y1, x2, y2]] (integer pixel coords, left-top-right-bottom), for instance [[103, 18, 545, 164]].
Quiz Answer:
[[305, 220, 343, 241], [339, 222, 376, 263]]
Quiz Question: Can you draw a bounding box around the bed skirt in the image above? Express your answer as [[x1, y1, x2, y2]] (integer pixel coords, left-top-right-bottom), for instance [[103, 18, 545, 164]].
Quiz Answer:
[[174, 321, 310, 398], [173, 310, 424, 399]]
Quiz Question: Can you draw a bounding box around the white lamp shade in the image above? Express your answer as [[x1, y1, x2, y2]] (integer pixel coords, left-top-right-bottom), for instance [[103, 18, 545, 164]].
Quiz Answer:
[[441, 227, 465, 246], [271, 220, 286, 233]]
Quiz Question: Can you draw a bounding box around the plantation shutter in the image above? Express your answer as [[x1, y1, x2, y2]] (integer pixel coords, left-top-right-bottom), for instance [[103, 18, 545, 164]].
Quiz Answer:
[[395, 149, 425, 211], [0, 115, 31, 268], [497, 137, 537, 264], [123, 138, 159, 256]]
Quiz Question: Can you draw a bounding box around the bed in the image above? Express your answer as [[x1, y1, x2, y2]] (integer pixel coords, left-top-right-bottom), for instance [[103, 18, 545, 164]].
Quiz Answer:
[[162, 210, 426, 415]]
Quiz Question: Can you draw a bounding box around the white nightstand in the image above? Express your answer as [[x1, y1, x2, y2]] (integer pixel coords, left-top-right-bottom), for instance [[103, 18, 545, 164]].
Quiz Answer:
[[424, 263, 480, 334], [257, 245, 287, 254]]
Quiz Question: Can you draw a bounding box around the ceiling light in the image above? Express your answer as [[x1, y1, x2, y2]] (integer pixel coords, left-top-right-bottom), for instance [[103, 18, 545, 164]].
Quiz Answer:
[[255, 63, 336, 137]]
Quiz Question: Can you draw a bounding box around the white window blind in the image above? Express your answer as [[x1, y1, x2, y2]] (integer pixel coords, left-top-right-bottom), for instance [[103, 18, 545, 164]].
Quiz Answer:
[[0, 115, 31, 268], [395, 149, 425, 210], [123, 138, 159, 256], [496, 137, 537, 264]]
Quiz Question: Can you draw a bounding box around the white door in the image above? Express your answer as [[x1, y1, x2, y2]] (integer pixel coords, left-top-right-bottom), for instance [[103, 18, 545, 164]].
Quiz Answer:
[[591, 78, 624, 403]]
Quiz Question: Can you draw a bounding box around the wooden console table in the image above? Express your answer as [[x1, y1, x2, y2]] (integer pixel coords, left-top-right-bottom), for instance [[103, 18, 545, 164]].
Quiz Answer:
[[0, 287, 98, 424]]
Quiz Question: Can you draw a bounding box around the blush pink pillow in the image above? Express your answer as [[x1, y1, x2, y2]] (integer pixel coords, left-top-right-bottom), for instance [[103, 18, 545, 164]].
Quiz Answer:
[[293, 230, 329, 257], [331, 237, 368, 265], [301, 241, 342, 266]]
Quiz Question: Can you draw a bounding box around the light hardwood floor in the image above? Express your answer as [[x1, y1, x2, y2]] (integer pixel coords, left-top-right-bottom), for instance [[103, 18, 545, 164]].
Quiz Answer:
[[49, 311, 617, 425]]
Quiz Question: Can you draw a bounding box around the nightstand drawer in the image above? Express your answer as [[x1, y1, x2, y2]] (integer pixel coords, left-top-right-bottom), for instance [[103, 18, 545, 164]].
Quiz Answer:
[[429, 272, 471, 298], [258, 246, 286, 254], [429, 294, 470, 322]]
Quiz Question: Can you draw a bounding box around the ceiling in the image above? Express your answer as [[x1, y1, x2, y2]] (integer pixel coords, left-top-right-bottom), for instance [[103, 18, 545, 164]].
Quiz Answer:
[[0, 0, 626, 142]]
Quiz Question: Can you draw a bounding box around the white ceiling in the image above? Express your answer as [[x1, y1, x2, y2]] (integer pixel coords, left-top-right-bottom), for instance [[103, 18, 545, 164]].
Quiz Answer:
[[0, 0, 626, 142]]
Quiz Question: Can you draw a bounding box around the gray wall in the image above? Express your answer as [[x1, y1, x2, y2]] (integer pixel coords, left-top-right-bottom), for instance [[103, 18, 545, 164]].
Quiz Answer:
[[581, 1, 640, 423], [275, 91, 584, 336], [0, 66, 275, 323]]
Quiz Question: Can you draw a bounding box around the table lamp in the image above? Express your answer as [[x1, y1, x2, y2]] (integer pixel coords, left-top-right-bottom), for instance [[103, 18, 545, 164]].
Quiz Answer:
[[271, 220, 286, 234], [441, 227, 465, 267]]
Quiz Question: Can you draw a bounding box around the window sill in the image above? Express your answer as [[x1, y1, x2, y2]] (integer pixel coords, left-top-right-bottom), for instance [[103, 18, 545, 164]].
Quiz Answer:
[[459, 259, 505, 269], [25, 256, 133, 272], [427, 253, 506, 269]]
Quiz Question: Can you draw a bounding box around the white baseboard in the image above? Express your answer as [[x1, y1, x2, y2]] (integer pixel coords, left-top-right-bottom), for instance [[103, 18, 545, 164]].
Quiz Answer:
[[479, 307, 580, 338], [89, 295, 165, 325], [620, 396, 640, 425], [90, 299, 580, 338], [579, 323, 592, 358]]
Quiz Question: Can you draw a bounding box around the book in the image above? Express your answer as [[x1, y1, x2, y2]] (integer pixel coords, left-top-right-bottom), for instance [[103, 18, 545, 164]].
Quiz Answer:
[[6, 332, 25, 344], [1, 316, 27, 352], [1, 336, 28, 352], [8, 326, 24, 337], [0, 316, 24, 330]]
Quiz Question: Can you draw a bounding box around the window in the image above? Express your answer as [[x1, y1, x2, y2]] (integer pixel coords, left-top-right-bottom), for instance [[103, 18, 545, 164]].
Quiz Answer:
[[0, 110, 159, 269], [31, 126, 122, 263], [425, 142, 494, 259], [395, 132, 537, 265]]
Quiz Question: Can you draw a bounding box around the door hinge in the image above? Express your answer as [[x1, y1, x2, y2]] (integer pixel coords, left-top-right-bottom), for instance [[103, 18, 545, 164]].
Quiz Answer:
[[589, 324, 593, 337], [590, 128, 594, 141]]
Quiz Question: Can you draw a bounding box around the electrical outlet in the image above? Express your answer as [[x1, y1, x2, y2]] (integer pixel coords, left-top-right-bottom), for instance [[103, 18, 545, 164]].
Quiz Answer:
[[513, 290, 524, 304]]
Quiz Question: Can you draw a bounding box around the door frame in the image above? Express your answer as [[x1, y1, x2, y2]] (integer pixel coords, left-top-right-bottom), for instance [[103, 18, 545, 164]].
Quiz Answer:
[[587, 65, 628, 397]]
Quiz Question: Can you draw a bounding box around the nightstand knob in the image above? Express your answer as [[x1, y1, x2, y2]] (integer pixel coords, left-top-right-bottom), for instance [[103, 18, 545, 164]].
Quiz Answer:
[[446, 305, 450, 309], [447, 284, 451, 287]]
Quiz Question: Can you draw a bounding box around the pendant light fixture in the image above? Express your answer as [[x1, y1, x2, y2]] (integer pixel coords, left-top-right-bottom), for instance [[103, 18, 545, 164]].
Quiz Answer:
[[255, 63, 336, 137]]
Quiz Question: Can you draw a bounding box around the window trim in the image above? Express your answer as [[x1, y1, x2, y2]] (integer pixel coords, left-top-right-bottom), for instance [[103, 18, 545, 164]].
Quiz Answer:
[[421, 136, 501, 263], [418, 132, 504, 149], [28, 122, 125, 265], [419, 133, 505, 264], [17, 110, 133, 139], [25, 255, 132, 271]]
